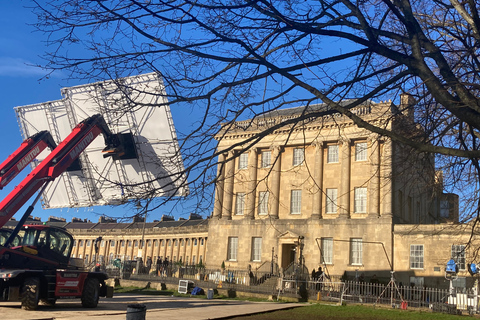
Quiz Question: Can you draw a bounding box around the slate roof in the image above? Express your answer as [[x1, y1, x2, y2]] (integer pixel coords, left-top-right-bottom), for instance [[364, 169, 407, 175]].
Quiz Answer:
[[64, 221, 96, 230], [260, 99, 364, 119], [91, 222, 130, 230]]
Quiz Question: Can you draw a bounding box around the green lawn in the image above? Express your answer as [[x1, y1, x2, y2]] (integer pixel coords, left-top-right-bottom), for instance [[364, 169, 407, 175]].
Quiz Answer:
[[114, 286, 464, 319], [228, 304, 465, 320]]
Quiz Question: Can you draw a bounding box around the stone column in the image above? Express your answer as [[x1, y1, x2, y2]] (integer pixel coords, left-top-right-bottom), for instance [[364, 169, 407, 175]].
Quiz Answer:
[[381, 139, 393, 218], [201, 239, 207, 263], [338, 139, 351, 219], [88, 240, 94, 262], [312, 141, 324, 219], [72, 241, 78, 258], [169, 239, 174, 260], [269, 146, 282, 219], [106, 241, 111, 263], [149, 240, 155, 260], [189, 239, 194, 265], [222, 151, 235, 220], [213, 153, 226, 219], [155, 240, 161, 259], [246, 148, 258, 219], [195, 238, 201, 263], [368, 137, 381, 218], [83, 241, 88, 260], [161, 240, 166, 259]]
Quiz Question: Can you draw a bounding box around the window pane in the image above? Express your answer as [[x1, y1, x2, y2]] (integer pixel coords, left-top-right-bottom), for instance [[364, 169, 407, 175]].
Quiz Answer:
[[440, 200, 450, 218], [326, 188, 338, 213], [238, 153, 248, 169], [350, 238, 362, 265], [258, 191, 269, 215], [354, 187, 367, 213], [291, 190, 302, 214], [327, 145, 339, 163], [261, 151, 271, 167], [228, 237, 238, 261], [321, 238, 333, 264], [452, 245, 466, 270], [235, 193, 245, 215], [355, 142, 368, 161], [252, 237, 262, 262], [293, 148, 305, 166], [410, 244, 424, 269]]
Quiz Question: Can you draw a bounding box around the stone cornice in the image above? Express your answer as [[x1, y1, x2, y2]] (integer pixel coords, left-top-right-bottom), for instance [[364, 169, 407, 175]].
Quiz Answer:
[[217, 117, 388, 141]]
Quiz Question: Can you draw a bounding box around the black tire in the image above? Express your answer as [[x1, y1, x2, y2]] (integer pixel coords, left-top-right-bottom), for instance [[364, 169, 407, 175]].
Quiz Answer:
[[81, 278, 100, 308], [21, 277, 40, 310]]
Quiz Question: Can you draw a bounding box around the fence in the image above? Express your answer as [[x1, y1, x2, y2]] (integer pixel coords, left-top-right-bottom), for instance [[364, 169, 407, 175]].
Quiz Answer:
[[106, 264, 478, 315]]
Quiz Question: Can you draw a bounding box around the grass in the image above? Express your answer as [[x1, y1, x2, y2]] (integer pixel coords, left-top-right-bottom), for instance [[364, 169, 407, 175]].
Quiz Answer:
[[114, 286, 173, 295], [113, 286, 464, 319], [113, 285, 272, 302], [228, 304, 465, 320]]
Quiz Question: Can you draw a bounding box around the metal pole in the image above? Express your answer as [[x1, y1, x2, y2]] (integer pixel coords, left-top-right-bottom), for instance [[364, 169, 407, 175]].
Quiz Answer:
[[135, 201, 146, 275], [271, 247, 274, 274], [391, 271, 394, 307]]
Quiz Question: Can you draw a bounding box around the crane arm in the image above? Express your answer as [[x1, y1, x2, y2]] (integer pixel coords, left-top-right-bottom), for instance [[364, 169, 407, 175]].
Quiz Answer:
[[0, 131, 56, 190], [0, 114, 124, 229]]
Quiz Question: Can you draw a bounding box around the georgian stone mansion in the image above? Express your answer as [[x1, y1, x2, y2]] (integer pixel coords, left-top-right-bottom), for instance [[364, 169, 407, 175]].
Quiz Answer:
[[11, 94, 478, 288]]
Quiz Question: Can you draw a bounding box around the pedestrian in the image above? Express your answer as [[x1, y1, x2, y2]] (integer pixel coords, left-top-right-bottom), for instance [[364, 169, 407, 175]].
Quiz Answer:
[[156, 257, 162, 276], [146, 256, 152, 274]]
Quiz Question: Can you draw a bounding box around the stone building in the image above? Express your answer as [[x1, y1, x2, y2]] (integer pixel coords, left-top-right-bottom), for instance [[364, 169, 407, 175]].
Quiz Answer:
[[6, 214, 208, 268], [205, 94, 459, 284], [394, 223, 477, 288], [68, 214, 208, 267]]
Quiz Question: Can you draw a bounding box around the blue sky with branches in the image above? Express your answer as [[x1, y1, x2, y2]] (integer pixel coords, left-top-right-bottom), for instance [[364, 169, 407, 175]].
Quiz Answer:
[[0, 2, 192, 223]]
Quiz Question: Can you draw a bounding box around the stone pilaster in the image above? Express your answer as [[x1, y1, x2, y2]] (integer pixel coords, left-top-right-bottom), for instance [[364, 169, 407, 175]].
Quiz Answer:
[[381, 139, 393, 218], [246, 148, 258, 219], [222, 150, 235, 220], [338, 139, 351, 219], [312, 141, 324, 219], [269, 146, 282, 219], [368, 137, 381, 218], [213, 153, 226, 219]]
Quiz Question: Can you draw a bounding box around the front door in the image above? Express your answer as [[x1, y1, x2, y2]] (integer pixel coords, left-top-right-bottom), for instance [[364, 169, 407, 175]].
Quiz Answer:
[[281, 243, 296, 269]]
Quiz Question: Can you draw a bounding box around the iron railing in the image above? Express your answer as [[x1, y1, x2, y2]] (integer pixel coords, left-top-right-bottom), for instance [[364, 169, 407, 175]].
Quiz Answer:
[[105, 264, 478, 315]]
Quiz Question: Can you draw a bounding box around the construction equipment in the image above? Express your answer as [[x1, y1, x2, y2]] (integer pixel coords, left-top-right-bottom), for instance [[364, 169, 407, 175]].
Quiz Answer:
[[0, 114, 133, 310]]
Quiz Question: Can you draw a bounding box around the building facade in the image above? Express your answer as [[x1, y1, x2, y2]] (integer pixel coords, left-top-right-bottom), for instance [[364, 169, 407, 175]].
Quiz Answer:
[[206, 94, 460, 285]]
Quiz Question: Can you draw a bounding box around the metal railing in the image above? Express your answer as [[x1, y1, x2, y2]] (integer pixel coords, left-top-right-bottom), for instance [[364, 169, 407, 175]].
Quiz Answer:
[[106, 264, 478, 315]]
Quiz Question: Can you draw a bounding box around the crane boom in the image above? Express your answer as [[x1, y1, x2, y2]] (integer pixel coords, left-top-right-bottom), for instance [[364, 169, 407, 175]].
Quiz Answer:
[[0, 114, 125, 228], [0, 131, 56, 190]]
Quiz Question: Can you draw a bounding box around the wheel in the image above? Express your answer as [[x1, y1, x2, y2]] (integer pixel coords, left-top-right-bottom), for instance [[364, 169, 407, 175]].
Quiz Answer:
[[21, 277, 40, 310], [81, 278, 100, 308]]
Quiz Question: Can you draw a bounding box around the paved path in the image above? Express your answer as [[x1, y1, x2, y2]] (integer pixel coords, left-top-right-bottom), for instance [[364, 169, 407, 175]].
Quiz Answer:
[[0, 294, 305, 320]]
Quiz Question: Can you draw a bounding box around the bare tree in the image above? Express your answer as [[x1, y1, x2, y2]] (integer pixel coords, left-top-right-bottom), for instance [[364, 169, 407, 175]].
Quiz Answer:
[[29, 0, 480, 221]]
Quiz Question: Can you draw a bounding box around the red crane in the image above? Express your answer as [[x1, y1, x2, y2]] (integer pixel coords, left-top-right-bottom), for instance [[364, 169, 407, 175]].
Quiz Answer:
[[0, 114, 129, 310]]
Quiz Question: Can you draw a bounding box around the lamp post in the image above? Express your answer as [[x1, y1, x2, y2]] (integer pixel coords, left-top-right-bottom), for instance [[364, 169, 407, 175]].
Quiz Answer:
[[271, 247, 274, 274], [135, 200, 147, 275]]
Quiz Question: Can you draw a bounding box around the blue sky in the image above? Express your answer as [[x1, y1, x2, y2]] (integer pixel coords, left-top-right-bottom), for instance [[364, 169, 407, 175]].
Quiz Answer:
[[0, 2, 190, 223]]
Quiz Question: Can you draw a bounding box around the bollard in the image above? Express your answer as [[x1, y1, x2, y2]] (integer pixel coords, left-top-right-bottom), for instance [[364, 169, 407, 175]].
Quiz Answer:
[[126, 304, 147, 320]]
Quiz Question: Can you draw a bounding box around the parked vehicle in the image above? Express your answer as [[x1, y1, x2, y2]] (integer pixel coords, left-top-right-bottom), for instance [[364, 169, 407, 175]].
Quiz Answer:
[[0, 115, 133, 309]]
